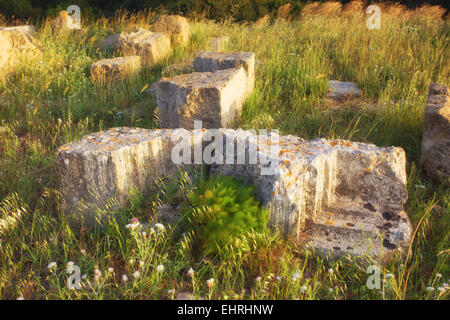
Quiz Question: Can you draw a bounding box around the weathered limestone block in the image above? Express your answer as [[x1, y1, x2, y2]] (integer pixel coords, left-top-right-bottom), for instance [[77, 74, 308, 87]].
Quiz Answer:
[[56, 127, 203, 225], [90, 56, 141, 82], [208, 37, 229, 51], [156, 68, 247, 129], [0, 30, 41, 77], [0, 25, 35, 35], [58, 127, 412, 259], [421, 83, 450, 182], [193, 52, 255, 98], [153, 14, 190, 45], [327, 80, 361, 100], [211, 130, 411, 259], [118, 28, 171, 67]]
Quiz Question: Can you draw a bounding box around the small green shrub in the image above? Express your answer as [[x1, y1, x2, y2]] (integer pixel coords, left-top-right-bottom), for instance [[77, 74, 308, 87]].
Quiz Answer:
[[185, 175, 269, 256]]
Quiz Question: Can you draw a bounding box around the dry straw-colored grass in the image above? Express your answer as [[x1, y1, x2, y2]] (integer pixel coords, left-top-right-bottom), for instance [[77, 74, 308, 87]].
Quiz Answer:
[[413, 4, 447, 20], [277, 3, 292, 20], [301, 1, 342, 18], [300, 1, 447, 22], [341, 0, 365, 18]]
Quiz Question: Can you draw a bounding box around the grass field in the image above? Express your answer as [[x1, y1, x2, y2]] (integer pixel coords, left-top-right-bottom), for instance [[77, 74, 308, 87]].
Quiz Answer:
[[0, 2, 449, 300]]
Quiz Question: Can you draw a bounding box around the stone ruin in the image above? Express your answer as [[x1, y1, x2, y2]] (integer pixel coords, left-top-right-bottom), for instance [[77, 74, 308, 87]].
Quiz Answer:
[[90, 56, 141, 83], [57, 127, 412, 260], [153, 15, 190, 46], [0, 29, 42, 77], [420, 83, 450, 184], [156, 52, 255, 129], [59, 44, 415, 260], [91, 15, 191, 81]]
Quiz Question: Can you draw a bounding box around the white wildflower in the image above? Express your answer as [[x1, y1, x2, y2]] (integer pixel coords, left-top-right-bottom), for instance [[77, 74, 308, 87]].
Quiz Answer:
[[47, 262, 57, 269], [206, 278, 214, 288], [156, 264, 164, 273]]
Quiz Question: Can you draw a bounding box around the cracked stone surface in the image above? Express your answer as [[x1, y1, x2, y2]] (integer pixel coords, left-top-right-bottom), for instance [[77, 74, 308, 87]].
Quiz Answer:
[[193, 52, 255, 98], [57, 127, 411, 259], [421, 83, 450, 183], [90, 56, 141, 82], [156, 67, 247, 129]]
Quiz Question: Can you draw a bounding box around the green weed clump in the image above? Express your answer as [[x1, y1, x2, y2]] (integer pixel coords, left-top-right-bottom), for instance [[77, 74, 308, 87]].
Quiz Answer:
[[184, 175, 269, 257]]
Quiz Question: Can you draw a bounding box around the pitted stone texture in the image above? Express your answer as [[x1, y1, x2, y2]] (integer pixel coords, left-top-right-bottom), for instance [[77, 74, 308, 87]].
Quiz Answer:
[[193, 52, 255, 98], [0, 30, 41, 76], [421, 83, 450, 183], [118, 28, 171, 67], [0, 25, 35, 35], [57, 128, 411, 259], [211, 130, 411, 259], [156, 67, 247, 129], [154, 15, 190, 45], [90, 56, 141, 82], [327, 80, 361, 100], [56, 127, 203, 225], [208, 37, 229, 51]]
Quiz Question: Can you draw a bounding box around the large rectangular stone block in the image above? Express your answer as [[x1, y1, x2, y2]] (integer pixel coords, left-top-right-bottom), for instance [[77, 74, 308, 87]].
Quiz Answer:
[[211, 130, 411, 259], [90, 56, 141, 82], [118, 28, 171, 67], [57, 128, 412, 259], [56, 127, 202, 225], [193, 52, 255, 98], [156, 67, 247, 129], [153, 14, 190, 45]]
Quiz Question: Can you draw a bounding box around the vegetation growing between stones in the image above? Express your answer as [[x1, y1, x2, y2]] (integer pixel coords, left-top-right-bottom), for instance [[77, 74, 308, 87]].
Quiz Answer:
[[0, 3, 449, 299], [182, 175, 269, 258]]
